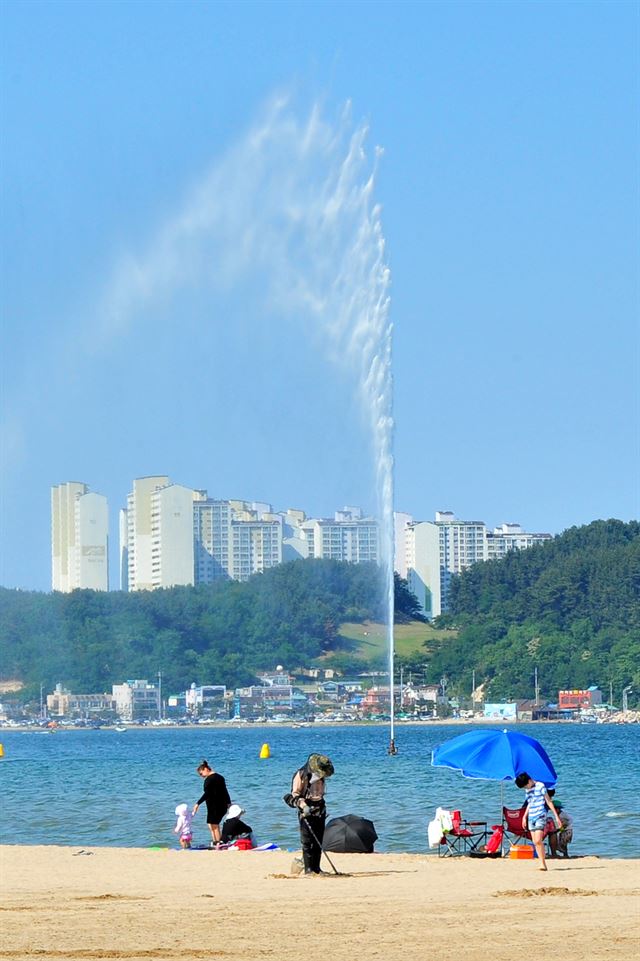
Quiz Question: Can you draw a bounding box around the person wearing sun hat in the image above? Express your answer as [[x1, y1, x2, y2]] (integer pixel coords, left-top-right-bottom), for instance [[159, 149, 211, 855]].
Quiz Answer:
[[284, 753, 335, 874], [220, 804, 254, 845]]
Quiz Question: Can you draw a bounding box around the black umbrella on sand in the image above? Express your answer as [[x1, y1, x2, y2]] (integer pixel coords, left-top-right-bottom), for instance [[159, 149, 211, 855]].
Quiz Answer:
[[323, 815, 378, 853]]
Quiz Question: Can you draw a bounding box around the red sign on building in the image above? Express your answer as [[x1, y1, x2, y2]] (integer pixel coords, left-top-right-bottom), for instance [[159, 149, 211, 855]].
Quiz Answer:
[[558, 688, 602, 710]]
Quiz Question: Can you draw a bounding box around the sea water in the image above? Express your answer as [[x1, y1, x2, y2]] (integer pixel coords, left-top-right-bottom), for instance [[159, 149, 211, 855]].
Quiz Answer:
[[0, 723, 637, 856]]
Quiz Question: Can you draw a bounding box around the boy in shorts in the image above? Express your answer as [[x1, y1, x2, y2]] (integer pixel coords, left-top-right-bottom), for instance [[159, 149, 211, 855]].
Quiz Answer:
[[515, 772, 562, 871]]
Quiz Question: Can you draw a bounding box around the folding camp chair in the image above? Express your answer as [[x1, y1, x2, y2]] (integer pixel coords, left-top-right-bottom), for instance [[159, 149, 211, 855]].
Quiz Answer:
[[502, 805, 556, 854], [439, 810, 488, 857]]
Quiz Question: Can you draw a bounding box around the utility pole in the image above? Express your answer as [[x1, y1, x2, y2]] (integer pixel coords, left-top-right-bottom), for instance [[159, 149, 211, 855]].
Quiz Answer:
[[40, 683, 44, 720], [622, 686, 632, 713], [472, 669, 476, 712], [609, 680, 614, 708], [400, 666, 404, 710], [534, 667, 539, 706], [157, 671, 162, 720]]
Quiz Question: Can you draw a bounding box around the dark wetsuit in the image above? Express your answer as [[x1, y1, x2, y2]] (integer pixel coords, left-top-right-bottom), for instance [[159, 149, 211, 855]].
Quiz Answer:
[[197, 772, 231, 824]]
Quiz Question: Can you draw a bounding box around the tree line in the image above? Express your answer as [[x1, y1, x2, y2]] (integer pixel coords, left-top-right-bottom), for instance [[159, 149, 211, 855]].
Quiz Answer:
[[416, 519, 640, 704], [0, 560, 423, 700]]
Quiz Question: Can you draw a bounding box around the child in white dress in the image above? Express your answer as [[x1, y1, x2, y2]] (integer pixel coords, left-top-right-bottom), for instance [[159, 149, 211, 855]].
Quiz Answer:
[[174, 803, 193, 849]]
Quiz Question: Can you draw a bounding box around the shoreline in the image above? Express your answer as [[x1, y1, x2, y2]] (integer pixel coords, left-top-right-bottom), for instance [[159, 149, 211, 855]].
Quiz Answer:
[[1, 844, 638, 961], [2, 840, 638, 861], [3, 715, 632, 733]]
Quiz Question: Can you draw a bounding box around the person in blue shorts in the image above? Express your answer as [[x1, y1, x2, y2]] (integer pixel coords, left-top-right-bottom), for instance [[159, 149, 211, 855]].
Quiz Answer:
[[515, 772, 562, 871]]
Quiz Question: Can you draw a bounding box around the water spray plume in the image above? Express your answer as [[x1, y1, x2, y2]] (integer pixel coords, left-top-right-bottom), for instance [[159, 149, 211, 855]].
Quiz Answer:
[[101, 96, 396, 748]]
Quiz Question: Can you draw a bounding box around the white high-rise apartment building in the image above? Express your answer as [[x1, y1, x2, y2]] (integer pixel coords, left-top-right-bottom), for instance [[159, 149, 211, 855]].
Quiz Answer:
[[486, 523, 552, 559], [230, 515, 282, 581], [118, 509, 129, 592], [123, 476, 169, 590], [300, 507, 379, 563], [123, 477, 201, 590], [397, 510, 551, 619], [150, 484, 201, 588], [435, 510, 488, 609], [403, 519, 441, 621], [51, 482, 108, 592], [192, 497, 285, 585], [194, 498, 232, 583]]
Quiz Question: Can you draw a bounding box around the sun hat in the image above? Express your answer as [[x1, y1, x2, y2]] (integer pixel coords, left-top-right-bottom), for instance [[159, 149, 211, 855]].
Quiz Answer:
[[308, 754, 334, 778], [226, 804, 244, 819]]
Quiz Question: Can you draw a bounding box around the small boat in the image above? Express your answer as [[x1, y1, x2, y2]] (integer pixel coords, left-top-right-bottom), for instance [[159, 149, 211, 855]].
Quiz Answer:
[[114, 726, 127, 733]]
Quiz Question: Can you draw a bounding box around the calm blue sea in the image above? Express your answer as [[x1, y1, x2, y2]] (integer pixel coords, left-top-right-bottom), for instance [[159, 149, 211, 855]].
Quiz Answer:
[[0, 723, 637, 856]]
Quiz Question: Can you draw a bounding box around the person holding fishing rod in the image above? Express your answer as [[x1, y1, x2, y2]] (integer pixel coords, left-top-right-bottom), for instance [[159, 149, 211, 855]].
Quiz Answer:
[[284, 753, 335, 875]]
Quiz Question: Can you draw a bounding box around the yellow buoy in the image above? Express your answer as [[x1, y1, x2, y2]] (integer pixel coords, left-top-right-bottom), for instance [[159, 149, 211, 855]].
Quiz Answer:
[[259, 742, 270, 759], [0, 743, 3, 757]]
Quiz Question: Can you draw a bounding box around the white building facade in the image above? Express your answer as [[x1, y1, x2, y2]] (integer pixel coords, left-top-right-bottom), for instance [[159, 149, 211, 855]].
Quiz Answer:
[[300, 507, 379, 563], [486, 523, 552, 560], [123, 476, 169, 591], [397, 510, 551, 619], [51, 482, 109, 592], [149, 484, 200, 589], [112, 679, 159, 720]]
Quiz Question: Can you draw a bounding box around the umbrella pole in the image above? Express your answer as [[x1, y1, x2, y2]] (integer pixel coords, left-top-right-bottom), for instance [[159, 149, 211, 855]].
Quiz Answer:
[[500, 782, 505, 857]]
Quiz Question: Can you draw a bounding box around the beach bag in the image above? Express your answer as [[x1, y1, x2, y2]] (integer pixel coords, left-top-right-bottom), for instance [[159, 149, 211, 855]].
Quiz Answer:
[[485, 825, 504, 854], [232, 838, 253, 851]]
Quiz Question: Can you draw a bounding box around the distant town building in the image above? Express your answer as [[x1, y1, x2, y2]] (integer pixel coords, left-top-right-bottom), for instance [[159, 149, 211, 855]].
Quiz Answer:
[[112, 679, 159, 720], [483, 702, 518, 720], [51, 482, 108, 591], [558, 687, 603, 711], [185, 683, 227, 715], [397, 510, 552, 619], [47, 683, 115, 718]]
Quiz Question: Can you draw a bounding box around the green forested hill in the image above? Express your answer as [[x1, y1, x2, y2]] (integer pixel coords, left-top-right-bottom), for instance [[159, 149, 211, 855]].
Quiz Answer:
[[0, 560, 421, 698], [425, 520, 640, 703], [2, 522, 637, 706]]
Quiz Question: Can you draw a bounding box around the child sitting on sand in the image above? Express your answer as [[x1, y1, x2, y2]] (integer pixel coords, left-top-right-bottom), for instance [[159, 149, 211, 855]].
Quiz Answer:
[[173, 803, 193, 849]]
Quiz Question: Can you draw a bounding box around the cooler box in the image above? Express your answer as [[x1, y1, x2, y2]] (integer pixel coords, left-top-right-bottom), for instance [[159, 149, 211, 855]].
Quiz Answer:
[[509, 845, 535, 860]]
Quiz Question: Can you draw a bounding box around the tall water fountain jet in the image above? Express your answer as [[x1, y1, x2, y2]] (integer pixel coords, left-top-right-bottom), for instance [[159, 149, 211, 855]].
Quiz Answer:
[[101, 97, 395, 749]]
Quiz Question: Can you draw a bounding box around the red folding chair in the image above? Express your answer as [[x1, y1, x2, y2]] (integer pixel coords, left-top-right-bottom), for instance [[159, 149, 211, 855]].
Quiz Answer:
[[502, 805, 555, 854], [439, 809, 489, 857]]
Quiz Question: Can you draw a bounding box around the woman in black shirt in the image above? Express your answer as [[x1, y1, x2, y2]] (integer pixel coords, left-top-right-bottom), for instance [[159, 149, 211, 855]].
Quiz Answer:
[[192, 759, 231, 847]]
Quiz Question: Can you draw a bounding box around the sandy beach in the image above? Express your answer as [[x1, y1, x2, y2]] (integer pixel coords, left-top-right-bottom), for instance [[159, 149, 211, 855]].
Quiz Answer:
[[0, 846, 638, 961]]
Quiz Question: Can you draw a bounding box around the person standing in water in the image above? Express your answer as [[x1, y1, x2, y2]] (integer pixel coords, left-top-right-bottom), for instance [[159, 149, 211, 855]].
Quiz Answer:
[[192, 759, 231, 848], [284, 753, 334, 875]]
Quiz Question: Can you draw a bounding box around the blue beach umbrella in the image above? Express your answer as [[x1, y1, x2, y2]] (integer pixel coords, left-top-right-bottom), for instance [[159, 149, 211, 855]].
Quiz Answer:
[[432, 728, 557, 786]]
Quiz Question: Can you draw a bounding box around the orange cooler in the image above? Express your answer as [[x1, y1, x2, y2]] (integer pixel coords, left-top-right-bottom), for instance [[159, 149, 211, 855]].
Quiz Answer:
[[509, 845, 535, 860]]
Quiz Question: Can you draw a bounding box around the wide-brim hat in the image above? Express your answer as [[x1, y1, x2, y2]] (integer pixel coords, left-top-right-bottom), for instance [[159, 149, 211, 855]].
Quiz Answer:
[[308, 753, 334, 778], [226, 804, 244, 819]]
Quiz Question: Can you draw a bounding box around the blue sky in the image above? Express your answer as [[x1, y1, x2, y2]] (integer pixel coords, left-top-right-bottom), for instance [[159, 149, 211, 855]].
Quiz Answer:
[[1, 0, 638, 591]]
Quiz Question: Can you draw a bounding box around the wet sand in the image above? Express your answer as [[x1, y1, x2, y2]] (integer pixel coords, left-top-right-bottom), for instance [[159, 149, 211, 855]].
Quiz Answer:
[[0, 845, 638, 960]]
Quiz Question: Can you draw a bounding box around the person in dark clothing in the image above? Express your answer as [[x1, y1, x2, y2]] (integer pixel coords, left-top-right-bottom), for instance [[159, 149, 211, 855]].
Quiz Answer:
[[192, 759, 231, 847], [220, 804, 253, 845], [284, 753, 334, 875]]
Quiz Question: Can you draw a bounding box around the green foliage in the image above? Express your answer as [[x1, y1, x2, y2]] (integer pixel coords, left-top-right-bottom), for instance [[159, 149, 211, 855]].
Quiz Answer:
[[0, 559, 421, 695], [394, 572, 428, 623], [425, 520, 640, 703]]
